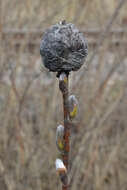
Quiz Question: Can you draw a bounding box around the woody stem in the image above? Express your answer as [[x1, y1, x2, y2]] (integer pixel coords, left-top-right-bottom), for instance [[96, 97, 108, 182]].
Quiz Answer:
[[59, 72, 70, 190]]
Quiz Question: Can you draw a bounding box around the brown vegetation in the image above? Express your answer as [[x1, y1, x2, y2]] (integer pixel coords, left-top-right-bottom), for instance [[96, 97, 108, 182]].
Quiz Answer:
[[0, 0, 127, 189]]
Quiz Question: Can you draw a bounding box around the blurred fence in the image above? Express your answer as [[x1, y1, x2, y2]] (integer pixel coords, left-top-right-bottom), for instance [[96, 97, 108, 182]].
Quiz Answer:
[[2, 27, 127, 51]]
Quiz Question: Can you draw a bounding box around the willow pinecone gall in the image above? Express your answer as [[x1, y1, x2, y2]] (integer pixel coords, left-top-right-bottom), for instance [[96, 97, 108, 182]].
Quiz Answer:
[[40, 21, 88, 76]]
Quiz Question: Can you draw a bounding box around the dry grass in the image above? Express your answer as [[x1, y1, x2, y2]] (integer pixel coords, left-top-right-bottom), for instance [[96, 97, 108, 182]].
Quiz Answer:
[[0, 0, 127, 189]]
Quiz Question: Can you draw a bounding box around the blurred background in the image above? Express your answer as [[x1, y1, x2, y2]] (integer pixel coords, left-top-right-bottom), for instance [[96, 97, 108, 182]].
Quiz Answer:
[[0, 0, 127, 189]]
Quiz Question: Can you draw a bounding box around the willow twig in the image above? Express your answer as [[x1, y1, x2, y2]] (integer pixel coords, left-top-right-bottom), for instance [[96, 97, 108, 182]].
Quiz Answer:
[[59, 72, 71, 190]]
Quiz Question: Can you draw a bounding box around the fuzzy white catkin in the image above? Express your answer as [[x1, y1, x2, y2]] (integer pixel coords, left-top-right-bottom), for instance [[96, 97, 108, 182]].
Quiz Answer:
[[55, 159, 66, 170], [68, 94, 78, 118], [56, 125, 64, 152], [68, 95, 78, 105], [56, 125, 64, 138]]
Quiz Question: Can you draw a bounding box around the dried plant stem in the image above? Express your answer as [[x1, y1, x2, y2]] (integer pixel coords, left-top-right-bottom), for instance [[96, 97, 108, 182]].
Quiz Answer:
[[59, 72, 70, 190]]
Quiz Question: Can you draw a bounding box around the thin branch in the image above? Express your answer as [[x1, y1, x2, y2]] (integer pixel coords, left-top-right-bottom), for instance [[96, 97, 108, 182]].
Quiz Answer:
[[78, 0, 127, 81], [87, 0, 126, 65], [59, 72, 71, 190]]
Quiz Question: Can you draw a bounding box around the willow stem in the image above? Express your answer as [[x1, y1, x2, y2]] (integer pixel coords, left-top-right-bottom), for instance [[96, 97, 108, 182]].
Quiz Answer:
[[59, 72, 70, 190]]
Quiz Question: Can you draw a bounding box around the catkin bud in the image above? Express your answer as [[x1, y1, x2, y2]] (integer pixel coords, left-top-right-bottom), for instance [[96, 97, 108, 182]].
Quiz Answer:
[[55, 159, 67, 186], [56, 125, 64, 153], [68, 95, 78, 119]]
